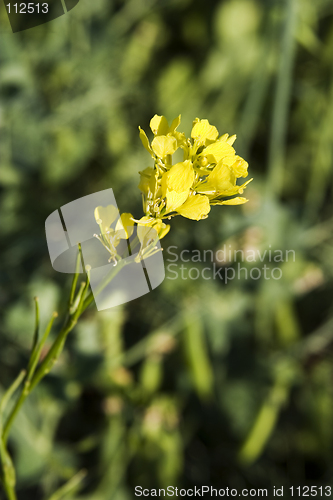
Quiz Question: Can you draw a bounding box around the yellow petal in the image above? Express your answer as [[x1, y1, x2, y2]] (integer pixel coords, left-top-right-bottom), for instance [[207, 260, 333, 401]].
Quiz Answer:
[[137, 217, 169, 243], [230, 156, 249, 178], [191, 118, 219, 145], [214, 197, 248, 205], [165, 189, 189, 213], [151, 135, 177, 158], [138, 167, 155, 196], [169, 115, 181, 132], [226, 134, 237, 146], [94, 205, 119, 234], [222, 155, 237, 167], [207, 178, 252, 199], [177, 194, 211, 220], [160, 171, 168, 198], [137, 216, 155, 243], [198, 162, 235, 194], [115, 213, 134, 239], [172, 130, 186, 147], [159, 223, 170, 240], [201, 141, 235, 164], [166, 160, 194, 193], [137, 215, 154, 225], [138, 127, 154, 158], [237, 178, 253, 193], [150, 115, 169, 136]]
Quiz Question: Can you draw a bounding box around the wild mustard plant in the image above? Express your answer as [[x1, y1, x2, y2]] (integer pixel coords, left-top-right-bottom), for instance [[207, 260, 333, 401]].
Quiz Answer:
[[0, 115, 251, 500]]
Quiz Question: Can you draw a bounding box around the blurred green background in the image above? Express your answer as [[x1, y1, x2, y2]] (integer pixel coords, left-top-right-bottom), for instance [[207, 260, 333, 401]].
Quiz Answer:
[[1, 0, 333, 498]]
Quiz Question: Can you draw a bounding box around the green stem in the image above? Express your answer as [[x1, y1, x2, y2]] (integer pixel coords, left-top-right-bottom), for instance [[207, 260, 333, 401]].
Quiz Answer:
[[0, 247, 133, 499], [3, 319, 77, 447], [1, 313, 59, 445], [30, 301, 84, 392], [2, 311, 58, 446], [31, 297, 40, 354], [68, 247, 82, 308], [2, 481, 17, 500], [2, 268, 87, 445], [2, 391, 25, 447], [47, 469, 87, 500], [0, 371, 26, 418], [0, 371, 26, 500], [1, 370, 27, 447], [27, 313, 58, 383], [81, 256, 129, 312]]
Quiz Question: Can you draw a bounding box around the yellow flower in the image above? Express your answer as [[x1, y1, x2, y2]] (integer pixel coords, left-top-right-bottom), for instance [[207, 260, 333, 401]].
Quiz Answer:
[[191, 118, 219, 146], [138, 114, 252, 225], [139, 114, 186, 161], [199, 140, 235, 164], [197, 160, 252, 200], [164, 160, 194, 193], [137, 216, 170, 241], [115, 213, 134, 239], [211, 197, 248, 205], [138, 127, 155, 158], [138, 167, 155, 198], [230, 156, 249, 178], [197, 162, 236, 195], [176, 194, 211, 220], [94, 205, 118, 235], [94, 205, 134, 263], [165, 190, 189, 214], [94, 115, 252, 263], [151, 135, 177, 159], [150, 114, 180, 136]]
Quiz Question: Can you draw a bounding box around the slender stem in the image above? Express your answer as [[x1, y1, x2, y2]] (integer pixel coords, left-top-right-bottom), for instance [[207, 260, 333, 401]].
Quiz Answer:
[[2, 392, 26, 447], [27, 313, 58, 382], [2, 481, 16, 500], [47, 469, 87, 500], [29, 314, 77, 392], [68, 248, 81, 307], [2, 311, 59, 446], [0, 371, 26, 500], [0, 371, 26, 418], [69, 282, 86, 315], [1, 370, 27, 446], [31, 297, 40, 354], [2, 266, 85, 445], [81, 256, 128, 312], [3, 317, 76, 447], [0, 246, 133, 499]]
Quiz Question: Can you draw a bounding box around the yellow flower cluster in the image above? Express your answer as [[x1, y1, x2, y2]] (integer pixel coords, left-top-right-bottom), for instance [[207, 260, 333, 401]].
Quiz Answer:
[[93, 115, 252, 263], [138, 115, 252, 239]]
